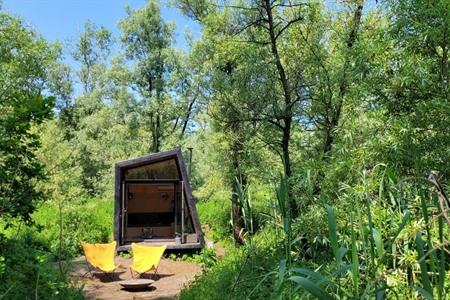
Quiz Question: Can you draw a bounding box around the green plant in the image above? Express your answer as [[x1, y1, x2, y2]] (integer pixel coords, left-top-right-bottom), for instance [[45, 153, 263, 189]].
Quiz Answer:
[[191, 248, 218, 270], [32, 198, 113, 259], [235, 178, 254, 235], [0, 233, 83, 299], [197, 198, 232, 242], [118, 251, 132, 259]]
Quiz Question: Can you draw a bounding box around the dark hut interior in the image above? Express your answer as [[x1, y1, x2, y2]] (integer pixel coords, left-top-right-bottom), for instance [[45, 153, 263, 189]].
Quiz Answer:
[[114, 148, 204, 251]]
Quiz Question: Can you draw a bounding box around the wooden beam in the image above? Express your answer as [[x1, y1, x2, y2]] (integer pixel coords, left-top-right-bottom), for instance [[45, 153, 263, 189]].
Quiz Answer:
[[117, 242, 203, 252], [114, 164, 121, 245], [175, 148, 205, 247]]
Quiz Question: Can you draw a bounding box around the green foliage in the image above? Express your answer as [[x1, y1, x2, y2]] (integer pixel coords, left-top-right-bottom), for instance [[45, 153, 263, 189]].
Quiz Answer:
[[196, 198, 232, 242], [0, 233, 83, 299], [170, 247, 218, 271], [367, 0, 450, 178], [191, 247, 218, 270], [180, 228, 283, 300], [72, 20, 113, 94], [32, 198, 113, 259], [119, 0, 187, 153], [0, 11, 57, 222], [183, 168, 450, 299], [1, 0, 449, 299]]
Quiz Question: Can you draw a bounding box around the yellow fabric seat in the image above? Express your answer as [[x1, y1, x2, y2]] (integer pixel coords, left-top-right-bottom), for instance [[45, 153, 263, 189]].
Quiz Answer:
[[130, 243, 166, 277], [81, 241, 119, 274]]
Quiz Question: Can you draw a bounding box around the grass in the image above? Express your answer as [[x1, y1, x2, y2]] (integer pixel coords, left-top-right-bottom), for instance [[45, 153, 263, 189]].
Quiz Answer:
[[180, 227, 283, 300], [1, 166, 448, 299], [32, 197, 114, 259], [181, 169, 450, 299], [0, 196, 113, 299]]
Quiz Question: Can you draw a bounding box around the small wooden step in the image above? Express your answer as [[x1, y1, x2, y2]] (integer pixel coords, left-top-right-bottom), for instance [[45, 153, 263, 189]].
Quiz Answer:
[[117, 241, 202, 252]]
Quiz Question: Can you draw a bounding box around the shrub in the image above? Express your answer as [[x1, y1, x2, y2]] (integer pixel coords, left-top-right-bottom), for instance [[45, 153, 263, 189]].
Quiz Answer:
[[196, 198, 232, 242], [180, 227, 283, 300], [32, 198, 113, 259], [0, 233, 83, 299]]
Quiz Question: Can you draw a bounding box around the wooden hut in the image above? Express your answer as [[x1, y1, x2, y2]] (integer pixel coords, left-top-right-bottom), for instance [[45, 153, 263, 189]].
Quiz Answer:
[[114, 148, 204, 251]]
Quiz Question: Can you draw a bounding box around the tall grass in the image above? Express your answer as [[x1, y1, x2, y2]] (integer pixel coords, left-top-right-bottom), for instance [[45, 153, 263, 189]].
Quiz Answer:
[[182, 167, 449, 299], [252, 168, 450, 299], [235, 178, 254, 235]]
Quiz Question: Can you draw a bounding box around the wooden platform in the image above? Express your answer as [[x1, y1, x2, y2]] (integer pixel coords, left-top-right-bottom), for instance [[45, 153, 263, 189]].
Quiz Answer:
[[117, 240, 203, 252]]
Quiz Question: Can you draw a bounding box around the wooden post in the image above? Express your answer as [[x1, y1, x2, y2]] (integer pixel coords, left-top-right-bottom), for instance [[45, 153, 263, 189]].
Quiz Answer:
[[174, 182, 178, 238], [181, 181, 185, 243], [121, 182, 126, 242], [187, 147, 193, 178]]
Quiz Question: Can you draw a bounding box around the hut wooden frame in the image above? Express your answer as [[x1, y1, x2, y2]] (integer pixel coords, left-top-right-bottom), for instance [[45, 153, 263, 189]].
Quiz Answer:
[[114, 148, 205, 251]]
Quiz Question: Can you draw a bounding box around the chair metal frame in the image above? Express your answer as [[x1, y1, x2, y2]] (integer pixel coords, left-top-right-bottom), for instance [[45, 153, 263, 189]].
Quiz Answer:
[[81, 241, 119, 280], [129, 243, 166, 280]]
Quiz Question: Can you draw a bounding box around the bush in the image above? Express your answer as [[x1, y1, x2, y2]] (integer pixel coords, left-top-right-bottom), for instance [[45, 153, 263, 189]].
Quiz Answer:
[[196, 198, 232, 242], [169, 247, 218, 271], [0, 197, 113, 298], [180, 227, 283, 300], [0, 233, 83, 299], [32, 198, 113, 259]]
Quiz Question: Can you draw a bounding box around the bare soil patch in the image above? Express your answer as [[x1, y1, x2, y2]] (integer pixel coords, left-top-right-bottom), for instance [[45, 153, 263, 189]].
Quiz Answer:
[[71, 256, 202, 300]]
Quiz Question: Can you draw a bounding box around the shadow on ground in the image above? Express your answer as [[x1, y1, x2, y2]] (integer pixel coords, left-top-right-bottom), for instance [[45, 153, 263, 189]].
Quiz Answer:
[[71, 256, 202, 300]]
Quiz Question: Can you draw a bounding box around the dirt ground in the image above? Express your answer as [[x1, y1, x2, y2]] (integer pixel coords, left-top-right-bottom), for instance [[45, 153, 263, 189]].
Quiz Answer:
[[71, 256, 202, 300]]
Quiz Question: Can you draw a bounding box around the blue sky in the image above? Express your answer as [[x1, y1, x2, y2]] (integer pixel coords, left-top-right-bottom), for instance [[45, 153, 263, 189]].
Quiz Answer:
[[2, 0, 201, 96], [2, 0, 200, 50]]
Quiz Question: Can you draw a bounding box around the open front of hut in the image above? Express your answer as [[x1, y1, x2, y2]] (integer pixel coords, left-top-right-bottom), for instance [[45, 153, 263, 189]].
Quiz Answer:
[[114, 148, 204, 251]]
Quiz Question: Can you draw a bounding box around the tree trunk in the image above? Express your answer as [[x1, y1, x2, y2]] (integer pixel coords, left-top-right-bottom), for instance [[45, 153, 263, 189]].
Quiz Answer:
[[155, 114, 161, 152], [313, 2, 364, 195], [180, 96, 197, 137], [231, 176, 246, 245], [282, 118, 298, 219], [265, 0, 299, 219], [230, 120, 246, 244], [322, 1, 363, 157]]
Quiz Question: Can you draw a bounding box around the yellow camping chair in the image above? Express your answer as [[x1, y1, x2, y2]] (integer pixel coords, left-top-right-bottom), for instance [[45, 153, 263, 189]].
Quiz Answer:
[[81, 241, 120, 278], [130, 243, 166, 279]]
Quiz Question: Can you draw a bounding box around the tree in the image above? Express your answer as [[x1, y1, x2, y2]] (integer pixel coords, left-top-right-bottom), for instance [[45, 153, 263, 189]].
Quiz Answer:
[[170, 48, 204, 139], [0, 12, 57, 222], [119, 0, 179, 153], [47, 59, 75, 140], [368, 0, 450, 177], [205, 65, 256, 244], [67, 21, 115, 195], [289, 1, 366, 195], [180, 0, 308, 219], [72, 20, 113, 95]]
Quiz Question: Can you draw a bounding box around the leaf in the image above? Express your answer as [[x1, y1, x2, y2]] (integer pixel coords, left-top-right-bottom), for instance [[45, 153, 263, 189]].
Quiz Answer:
[[290, 268, 327, 283], [391, 211, 410, 243], [351, 216, 360, 295], [437, 214, 445, 300], [378, 170, 385, 200], [289, 276, 333, 300], [372, 228, 385, 259], [292, 265, 352, 293], [247, 271, 277, 299], [385, 167, 396, 183], [375, 287, 386, 300], [328, 264, 352, 279], [412, 285, 434, 300], [278, 259, 287, 282], [415, 232, 433, 296], [337, 246, 348, 263], [325, 204, 339, 264], [290, 236, 304, 246]]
